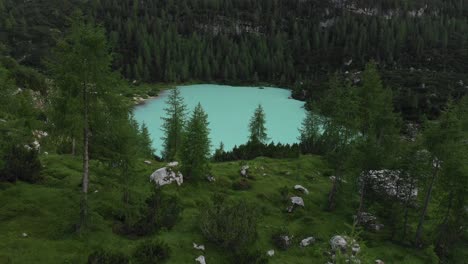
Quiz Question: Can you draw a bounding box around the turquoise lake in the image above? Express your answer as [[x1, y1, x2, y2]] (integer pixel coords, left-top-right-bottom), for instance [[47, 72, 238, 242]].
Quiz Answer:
[[133, 84, 307, 156]]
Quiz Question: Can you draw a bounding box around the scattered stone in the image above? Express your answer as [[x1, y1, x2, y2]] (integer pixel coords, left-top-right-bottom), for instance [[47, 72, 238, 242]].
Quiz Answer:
[[267, 249, 275, 256], [300, 237, 315, 247], [44, 152, 49, 155], [167, 161, 179, 167], [360, 170, 418, 201], [94, 190, 98, 193], [0, 119, 6, 122], [375, 260, 385, 264], [195, 255, 206, 264], [330, 235, 360, 255], [240, 165, 249, 177], [206, 175, 215, 182], [22, 232, 28, 238], [150, 166, 183, 187], [193, 242, 205, 251], [290, 196, 304, 207], [32, 130, 48, 139], [330, 235, 347, 252], [144, 160, 152, 165], [32, 140, 40, 150], [294, 185, 309, 194], [287, 196, 305, 212], [354, 212, 384, 232]]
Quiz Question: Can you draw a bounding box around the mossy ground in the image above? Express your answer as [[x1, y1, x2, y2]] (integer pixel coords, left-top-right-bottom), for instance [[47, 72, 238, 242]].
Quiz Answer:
[[0, 154, 437, 263]]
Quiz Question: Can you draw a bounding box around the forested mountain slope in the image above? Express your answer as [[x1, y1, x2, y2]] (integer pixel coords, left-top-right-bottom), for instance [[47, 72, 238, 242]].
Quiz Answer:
[[1, 0, 467, 120]]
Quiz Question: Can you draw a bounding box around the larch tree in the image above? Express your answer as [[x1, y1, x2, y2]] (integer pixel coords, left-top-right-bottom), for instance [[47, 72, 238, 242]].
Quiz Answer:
[[415, 98, 468, 247], [318, 75, 361, 211], [49, 20, 117, 232], [161, 87, 187, 161], [249, 104, 268, 144], [181, 103, 211, 180], [352, 62, 401, 215]]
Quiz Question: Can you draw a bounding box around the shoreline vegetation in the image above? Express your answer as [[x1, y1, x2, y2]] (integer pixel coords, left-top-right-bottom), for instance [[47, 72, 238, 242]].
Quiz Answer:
[[131, 82, 293, 105]]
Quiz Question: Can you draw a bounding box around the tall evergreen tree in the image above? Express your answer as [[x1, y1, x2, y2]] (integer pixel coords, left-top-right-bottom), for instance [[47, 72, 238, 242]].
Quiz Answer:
[[161, 87, 187, 161], [248, 104, 268, 144], [181, 103, 211, 180]]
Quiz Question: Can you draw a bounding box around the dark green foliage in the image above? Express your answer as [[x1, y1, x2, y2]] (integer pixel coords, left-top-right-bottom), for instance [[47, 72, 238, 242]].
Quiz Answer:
[[213, 141, 299, 161], [180, 103, 211, 180], [130, 186, 182, 236], [232, 179, 251, 191], [200, 194, 258, 253], [249, 104, 268, 144], [233, 249, 269, 264], [0, 144, 42, 183], [161, 87, 186, 161], [87, 249, 129, 264], [132, 240, 171, 264], [272, 231, 292, 250]]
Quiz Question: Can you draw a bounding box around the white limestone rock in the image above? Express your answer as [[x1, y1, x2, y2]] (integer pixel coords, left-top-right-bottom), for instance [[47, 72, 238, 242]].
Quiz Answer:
[[240, 165, 249, 177], [360, 170, 418, 201], [290, 196, 304, 207], [330, 235, 347, 252], [294, 185, 309, 194], [144, 160, 152, 165], [300, 237, 315, 247], [193, 242, 205, 251], [195, 255, 206, 264], [267, 249, 275, 256], [150, 166, 183, 187]]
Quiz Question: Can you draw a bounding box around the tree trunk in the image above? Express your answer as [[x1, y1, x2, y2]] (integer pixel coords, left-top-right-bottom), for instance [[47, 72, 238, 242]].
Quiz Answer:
[[357, 176, 366, 216], [72, 137, 76, 156], [436, 190, 453, 250], [402, 178, 415, 242], [415, 162, 439, 246], [79, 83, 89, 233], [327, 177, 338, 211]]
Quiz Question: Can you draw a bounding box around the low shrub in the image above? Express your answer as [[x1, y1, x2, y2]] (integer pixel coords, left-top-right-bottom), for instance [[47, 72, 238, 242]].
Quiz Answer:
[[272, 230, 293, 250], [87, 249, 129, 264], [232, 178, 251, 190], [0, 144, 42, 183], [233, 249, 269, 264], [133, 240, 171, 264], [200, 194, 258, 253], [128, 186, 182, 236]]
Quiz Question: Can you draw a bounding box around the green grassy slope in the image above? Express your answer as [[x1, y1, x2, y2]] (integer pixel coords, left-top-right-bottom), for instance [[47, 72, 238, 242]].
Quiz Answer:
[[0, 154, 436, 263]]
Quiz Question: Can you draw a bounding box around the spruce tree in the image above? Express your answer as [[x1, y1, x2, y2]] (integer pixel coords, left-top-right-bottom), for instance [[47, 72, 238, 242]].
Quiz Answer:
[[248, 104, 268, 144], [181, 103, 211, 180], [161, 87, 187, 161]]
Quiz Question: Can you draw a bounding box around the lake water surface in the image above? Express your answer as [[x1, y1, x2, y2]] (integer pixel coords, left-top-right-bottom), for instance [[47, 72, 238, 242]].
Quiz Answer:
[[133, 84, 306, 155]]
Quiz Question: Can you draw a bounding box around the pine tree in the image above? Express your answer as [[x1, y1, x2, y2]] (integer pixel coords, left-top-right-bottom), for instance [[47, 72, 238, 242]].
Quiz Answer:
[[248, 104, 268, 144], [161, 87, 187, 161], [181, 103, 211, 180]]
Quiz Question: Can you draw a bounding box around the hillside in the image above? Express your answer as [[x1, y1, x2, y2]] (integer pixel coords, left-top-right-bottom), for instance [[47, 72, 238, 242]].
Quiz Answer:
[[0, 154, 439, 263]]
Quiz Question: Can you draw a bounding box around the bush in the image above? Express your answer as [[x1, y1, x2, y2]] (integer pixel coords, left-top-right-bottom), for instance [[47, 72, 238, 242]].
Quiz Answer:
[[133, 240, 170, 264], [233, 249, 269, 264], [130, 186, 182, 236], [232, 178, 251, 190], [272, 231, 293, 250], [87, 249, 129, 264], [200, 194, 258, 253], [0, 144, 42, 183]]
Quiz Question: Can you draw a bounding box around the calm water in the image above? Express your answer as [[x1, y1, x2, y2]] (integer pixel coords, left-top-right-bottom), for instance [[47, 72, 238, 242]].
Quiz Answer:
[[133, 84, 306, 155]]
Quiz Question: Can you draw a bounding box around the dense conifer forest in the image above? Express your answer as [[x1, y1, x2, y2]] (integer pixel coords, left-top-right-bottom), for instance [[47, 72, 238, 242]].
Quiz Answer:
[[0, 0, 467, 263]]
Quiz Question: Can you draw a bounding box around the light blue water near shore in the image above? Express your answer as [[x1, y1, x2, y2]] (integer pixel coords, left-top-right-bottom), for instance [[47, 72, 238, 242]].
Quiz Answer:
[[133, 84, 306, 156]]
